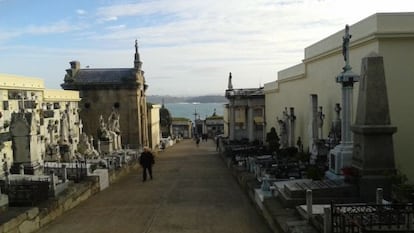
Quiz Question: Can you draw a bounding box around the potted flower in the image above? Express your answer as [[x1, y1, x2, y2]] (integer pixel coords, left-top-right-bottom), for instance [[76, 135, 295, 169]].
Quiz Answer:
[[342, 166, 360, 184]]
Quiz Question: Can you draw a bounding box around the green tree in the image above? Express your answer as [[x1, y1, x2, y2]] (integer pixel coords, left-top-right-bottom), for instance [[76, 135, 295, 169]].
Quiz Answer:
[[160, 106, 172, 137], [266, 127, 280, 153]]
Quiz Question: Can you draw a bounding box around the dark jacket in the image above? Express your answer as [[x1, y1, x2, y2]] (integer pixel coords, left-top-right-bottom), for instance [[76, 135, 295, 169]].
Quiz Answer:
[[140, 151, 154, 168]]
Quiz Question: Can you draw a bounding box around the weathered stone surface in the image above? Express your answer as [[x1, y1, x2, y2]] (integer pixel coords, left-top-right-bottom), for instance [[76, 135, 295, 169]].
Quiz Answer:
[[354, 53, 391, 125], [351, 54, 397, 202], [3, 212, 26, 233], [4, 228, 19, 233], [18, 217, 40, 233], [26, 208, 39, 220], [39, 206, 63, 227], [351, 55, 397, 174]]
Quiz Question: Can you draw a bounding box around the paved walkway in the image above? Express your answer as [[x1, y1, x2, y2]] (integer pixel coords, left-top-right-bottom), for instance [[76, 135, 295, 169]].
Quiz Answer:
[[37, 139, 272, 233]]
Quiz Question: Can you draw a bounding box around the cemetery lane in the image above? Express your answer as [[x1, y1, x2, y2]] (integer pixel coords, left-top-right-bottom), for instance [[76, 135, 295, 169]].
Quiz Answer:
[[37, 139, 273, 233]]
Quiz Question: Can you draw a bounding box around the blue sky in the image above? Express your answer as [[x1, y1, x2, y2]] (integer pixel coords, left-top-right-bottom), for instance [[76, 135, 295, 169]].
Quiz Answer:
[[0, 0, 412, 96]]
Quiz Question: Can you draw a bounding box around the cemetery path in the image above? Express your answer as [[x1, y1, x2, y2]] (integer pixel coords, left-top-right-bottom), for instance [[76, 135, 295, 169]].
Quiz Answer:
[[37, 139, 272, 233]]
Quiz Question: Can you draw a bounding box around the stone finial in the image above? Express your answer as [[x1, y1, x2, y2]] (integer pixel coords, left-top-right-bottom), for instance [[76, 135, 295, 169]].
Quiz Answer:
[[70, 61, 80, 70], [134, 39, 142, 70]]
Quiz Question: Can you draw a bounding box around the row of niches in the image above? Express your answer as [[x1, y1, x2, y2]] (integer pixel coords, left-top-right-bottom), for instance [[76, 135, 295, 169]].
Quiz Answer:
[[2, 100, 60, 111], [7, 90, 39, 100]]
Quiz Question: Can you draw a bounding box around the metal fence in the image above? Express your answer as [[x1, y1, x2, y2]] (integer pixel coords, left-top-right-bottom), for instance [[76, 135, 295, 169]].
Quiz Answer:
[[331, 203, 414, 232], [44, 160, 88, 183], [1, 179, 50, 206]]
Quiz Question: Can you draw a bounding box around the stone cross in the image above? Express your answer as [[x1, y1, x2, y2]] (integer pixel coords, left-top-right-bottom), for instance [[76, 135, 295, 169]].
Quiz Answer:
[[317, 106, 325, 139], [334, 103, 341, 121]]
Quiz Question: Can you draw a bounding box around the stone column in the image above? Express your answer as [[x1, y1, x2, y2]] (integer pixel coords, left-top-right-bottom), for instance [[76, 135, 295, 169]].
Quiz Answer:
[[341, 85, 354, 145], [376, 188, 383, 204], [247, 102, 254, 142], [137, 93, 142, 148], [50, 170, 57, 195], [229, 102, 235, 141]]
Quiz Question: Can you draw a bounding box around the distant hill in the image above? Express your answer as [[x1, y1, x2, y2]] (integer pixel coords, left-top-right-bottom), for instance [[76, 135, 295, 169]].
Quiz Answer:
[[147, 95, 226, 104]]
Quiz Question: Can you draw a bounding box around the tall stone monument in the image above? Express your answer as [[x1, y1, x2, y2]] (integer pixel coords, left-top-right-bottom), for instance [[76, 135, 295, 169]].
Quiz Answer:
[[326, 25, 359, 179], [351, 54, 397, 201], [9, 111, 41, 175]]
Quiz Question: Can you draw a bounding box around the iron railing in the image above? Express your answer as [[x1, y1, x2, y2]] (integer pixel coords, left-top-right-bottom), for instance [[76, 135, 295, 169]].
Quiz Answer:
[[331, 203, 414, 232], [44, 160, 88, 183], [5, 179, 49, 206]]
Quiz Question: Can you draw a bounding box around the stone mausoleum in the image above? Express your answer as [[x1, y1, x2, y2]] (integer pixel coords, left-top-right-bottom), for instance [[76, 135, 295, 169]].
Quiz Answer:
[[225, 72, 265, 143], [62, 40, 149, 149]]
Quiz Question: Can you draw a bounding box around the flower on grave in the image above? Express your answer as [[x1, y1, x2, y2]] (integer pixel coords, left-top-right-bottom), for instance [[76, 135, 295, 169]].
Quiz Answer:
[[341, 166, 360, 178]]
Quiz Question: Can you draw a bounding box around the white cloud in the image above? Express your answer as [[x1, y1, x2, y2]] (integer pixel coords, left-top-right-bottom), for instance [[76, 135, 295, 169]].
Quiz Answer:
[[105, 24, 126, 31], [76, 9, 87, 15], [2, 0, 414, 95]]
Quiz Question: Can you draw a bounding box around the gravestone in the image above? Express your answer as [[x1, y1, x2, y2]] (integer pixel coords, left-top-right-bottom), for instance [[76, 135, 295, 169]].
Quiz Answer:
[[351, 54, 397, 201]]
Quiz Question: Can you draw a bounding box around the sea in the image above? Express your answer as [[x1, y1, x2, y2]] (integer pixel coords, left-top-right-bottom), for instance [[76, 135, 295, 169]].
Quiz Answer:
[[164, 102, 226, 121]]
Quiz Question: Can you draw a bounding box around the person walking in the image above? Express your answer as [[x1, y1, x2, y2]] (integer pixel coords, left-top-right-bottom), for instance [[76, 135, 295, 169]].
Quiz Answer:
[[139, 147, 155, 182], [196, 137, 200, 147]]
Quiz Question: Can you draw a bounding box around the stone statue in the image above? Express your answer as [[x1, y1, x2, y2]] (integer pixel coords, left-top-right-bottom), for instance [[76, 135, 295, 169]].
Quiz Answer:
[[296, 137, 303, 153], [77, 133, 99, 159], [277, 117, 288, 148], [108, 109, 121, 134], [97, 115, 110, 141], [47, 120, 56, 143], [108, 109, 122, 150], [288, 107, 296, 147], [60, 110, 69, 144], [342, 24, 352, 71]]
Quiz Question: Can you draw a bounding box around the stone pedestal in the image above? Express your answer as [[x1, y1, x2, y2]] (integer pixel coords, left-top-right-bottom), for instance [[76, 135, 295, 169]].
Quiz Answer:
[[325, 143, 353, 180], [10, 162, 42, 175], [100, 140, 113, 155]]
